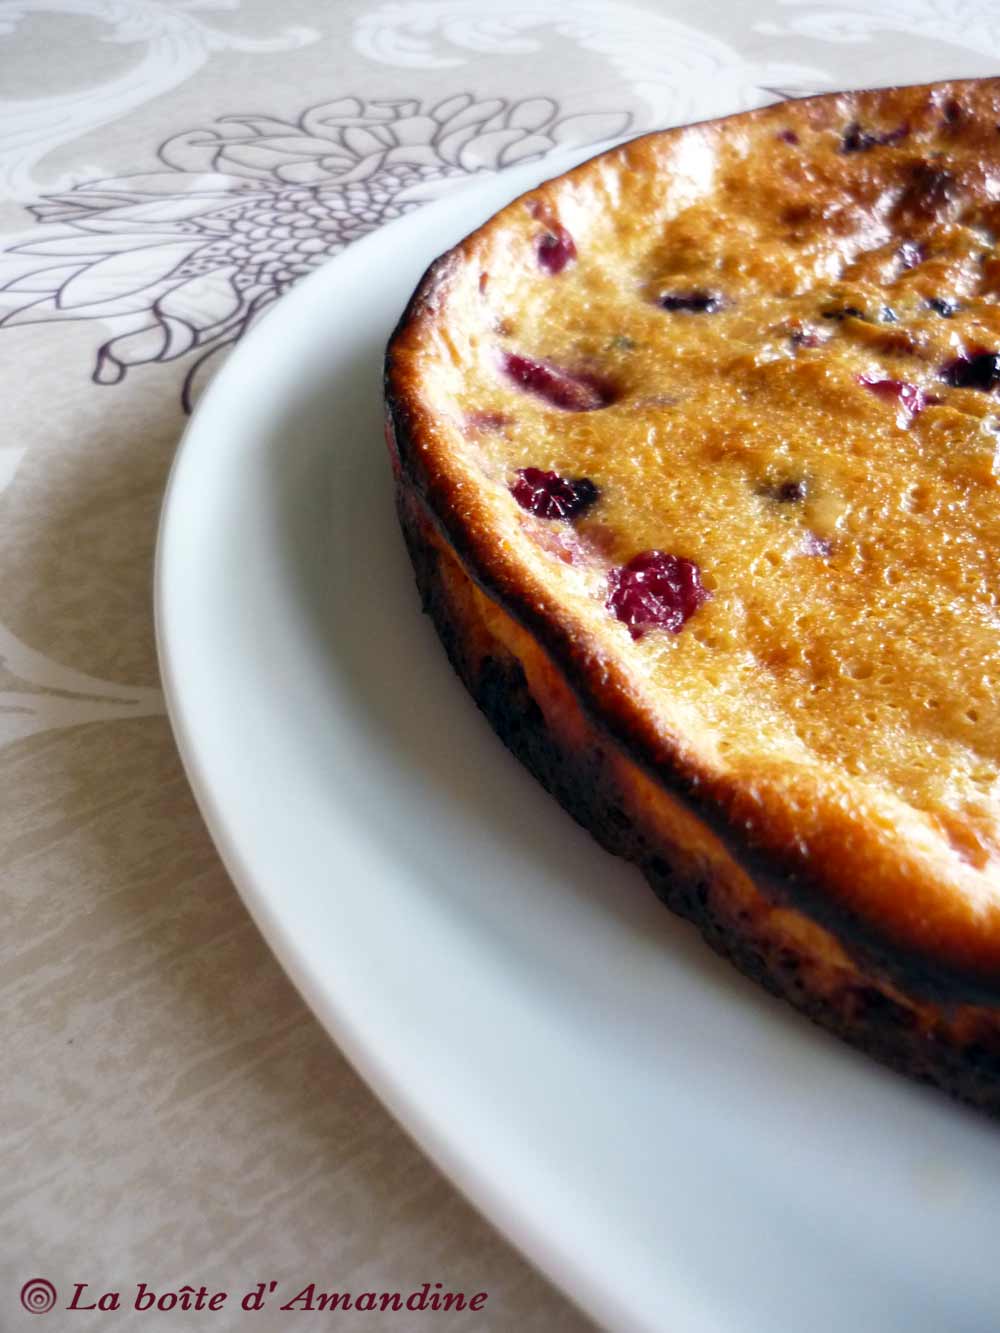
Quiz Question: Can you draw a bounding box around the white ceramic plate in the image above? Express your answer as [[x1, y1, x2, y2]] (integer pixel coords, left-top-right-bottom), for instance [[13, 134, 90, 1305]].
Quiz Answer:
[[156, 147, 1000, 1333]]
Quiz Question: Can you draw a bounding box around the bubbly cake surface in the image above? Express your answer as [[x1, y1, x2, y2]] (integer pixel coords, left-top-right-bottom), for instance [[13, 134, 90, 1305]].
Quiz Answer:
[[387, 81, 1000, 993]]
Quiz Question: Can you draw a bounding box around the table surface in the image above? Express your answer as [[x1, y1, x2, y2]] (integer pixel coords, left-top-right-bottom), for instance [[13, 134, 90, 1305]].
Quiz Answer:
[[3, 3, 997, 1330]]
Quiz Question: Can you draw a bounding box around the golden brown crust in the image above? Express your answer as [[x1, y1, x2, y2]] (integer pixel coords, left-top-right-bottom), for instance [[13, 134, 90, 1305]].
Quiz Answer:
[[385, 81, 1000, 1100]]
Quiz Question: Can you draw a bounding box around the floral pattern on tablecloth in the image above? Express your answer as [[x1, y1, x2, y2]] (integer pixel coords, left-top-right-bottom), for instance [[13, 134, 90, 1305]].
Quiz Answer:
[[0, 95, 631, 414]]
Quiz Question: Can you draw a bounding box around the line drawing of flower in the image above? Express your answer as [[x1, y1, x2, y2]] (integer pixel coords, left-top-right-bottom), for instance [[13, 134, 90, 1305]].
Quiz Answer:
[[0, 94, 631, 412]]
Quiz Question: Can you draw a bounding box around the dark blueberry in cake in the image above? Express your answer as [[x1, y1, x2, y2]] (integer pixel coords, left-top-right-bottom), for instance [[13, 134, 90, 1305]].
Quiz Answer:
[[940, 351, 1000, 391], [501, 351, 612, 411], [511, 468, 599, 520], [821, 305, 865, 321], [658, 290, 722, 313], [880, 306, 899, 323], [841, 122, 871, 153], [841, 121, 909, 153], [774, 479, 807, 503], [759, 477, 807, 502], [607, 551, 709, 639], [777, 129, 799, 145], [897, 240, 925, 269], [858, 375, 928, 419], [537, 225, 577, 274], [927, 296, 959, 317]]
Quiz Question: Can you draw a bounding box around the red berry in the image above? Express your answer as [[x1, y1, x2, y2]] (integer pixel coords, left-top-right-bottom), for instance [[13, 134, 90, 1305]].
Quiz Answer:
[[607, 550, 709, 639], [511, 468, 598, 519], [858, 374, 928, 422], [501, 351, 612, 411], [537, 225, 576, 274]]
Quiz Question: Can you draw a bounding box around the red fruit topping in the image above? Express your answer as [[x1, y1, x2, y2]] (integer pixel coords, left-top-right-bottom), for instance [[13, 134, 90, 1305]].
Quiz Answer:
[[537, 225, 577, 274], [941, 350, 1000, 391], [607, 550, 709, 639], [511, 468, 599, 520], [659, 290, 722, 313], [858, 374, 928, 422], [501, 351, 612, 411]]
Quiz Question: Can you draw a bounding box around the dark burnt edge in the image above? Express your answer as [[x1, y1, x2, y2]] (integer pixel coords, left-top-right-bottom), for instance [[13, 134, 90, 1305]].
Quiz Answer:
[[382, 79, 1000, 1009], [396, 485, 1000, 1115]]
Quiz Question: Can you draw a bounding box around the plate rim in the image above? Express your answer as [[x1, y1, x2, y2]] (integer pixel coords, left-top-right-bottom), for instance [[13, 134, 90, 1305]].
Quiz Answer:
[[154, 143, 665, 1333]]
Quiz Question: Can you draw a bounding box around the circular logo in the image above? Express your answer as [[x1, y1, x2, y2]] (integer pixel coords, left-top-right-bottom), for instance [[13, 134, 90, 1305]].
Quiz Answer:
[[20, 1280, 57, 1315]]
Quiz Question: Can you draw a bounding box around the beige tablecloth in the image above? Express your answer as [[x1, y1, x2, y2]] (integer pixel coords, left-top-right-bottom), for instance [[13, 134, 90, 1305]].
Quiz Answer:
[[3, 3, 996, 1329]]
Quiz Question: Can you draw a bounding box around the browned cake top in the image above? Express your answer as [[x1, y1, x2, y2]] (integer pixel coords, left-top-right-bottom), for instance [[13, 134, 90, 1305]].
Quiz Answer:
[[386, 81, 1000, 984]]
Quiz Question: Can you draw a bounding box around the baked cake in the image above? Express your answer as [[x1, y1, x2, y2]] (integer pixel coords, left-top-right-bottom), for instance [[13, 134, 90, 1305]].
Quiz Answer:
[[384, 80, 1000, 1111]]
